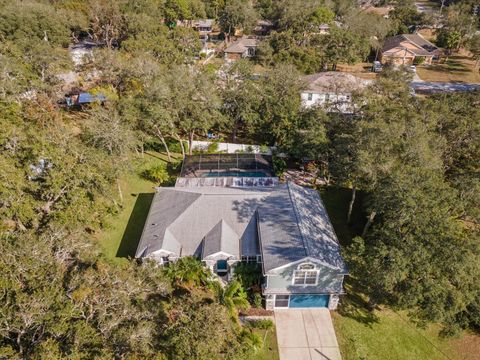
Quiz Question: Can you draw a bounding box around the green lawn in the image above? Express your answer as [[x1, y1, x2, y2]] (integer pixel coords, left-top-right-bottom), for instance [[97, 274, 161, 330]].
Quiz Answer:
[[332, 307, 453, 360], [251, 328, 279, 360], [95, 151, 182, 262], [319, 185, 474, 360]]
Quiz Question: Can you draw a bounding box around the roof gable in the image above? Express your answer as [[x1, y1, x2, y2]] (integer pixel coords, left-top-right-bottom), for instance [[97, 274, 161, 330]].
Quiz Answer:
[[135, 189, 201, 257], [382, 34, 439, 56], [202, 219, 240, 258]]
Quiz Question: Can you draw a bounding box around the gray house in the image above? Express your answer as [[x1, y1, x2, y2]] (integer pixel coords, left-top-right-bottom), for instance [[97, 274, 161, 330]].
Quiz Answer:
[[136, 154, 347, 309]]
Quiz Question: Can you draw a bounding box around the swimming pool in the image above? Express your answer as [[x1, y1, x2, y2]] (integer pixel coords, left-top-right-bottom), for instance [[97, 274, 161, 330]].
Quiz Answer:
[[201, 171, 268, 178]]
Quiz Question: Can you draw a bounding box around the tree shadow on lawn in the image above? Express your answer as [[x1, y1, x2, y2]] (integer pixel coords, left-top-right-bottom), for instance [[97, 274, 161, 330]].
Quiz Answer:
[[116, 193, 154, 258], [426, 62, 471, 74], [338, 278, 380, 327]]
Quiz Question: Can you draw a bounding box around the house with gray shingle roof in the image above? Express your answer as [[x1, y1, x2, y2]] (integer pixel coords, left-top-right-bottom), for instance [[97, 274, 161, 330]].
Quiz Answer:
[[136, 155, 347, 310]]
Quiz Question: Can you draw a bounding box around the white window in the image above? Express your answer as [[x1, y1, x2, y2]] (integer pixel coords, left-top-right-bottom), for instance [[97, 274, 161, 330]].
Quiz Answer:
[[293, 263, 318, 285], [241, 255, 258, 263], [307, 93, 313, 101], [275, 295, 289, 307]]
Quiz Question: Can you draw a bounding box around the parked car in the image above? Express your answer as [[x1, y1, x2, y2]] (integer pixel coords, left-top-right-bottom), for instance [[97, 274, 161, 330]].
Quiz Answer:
[[372, 61, 383, 72]]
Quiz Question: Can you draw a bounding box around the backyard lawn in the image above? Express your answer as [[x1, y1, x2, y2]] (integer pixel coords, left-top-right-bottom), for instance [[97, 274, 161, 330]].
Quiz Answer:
[[95, 151, 182, 262], [320, 186, 480, 360]]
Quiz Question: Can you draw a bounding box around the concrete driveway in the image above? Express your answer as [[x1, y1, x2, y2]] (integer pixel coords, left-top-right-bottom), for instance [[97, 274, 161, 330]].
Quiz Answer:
[[274, 309, 342, 360]]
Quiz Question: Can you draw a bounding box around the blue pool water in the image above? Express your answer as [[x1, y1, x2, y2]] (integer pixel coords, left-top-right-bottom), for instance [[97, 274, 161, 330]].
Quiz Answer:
[[201, 171, 268, 177]]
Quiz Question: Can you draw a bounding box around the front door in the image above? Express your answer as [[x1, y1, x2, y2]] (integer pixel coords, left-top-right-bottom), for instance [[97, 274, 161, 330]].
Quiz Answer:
[[216, 260, 228, 275]]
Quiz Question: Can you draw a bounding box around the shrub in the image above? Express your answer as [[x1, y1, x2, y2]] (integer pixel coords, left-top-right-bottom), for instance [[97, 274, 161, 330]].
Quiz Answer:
[[234, 262, 262, 289], [141, 163, 169, 184], [252, 292, 262, 308], [206, 141, 219, 154], [413, 56, 425, 65], [247, 319, 274, 330], [259, 144, 270, 154], [273, 157, 287, 176]]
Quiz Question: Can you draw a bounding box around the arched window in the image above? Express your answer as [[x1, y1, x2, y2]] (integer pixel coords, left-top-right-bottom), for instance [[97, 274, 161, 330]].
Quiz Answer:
[[293, 263, 318, 285], [298, 263, 315, 270]]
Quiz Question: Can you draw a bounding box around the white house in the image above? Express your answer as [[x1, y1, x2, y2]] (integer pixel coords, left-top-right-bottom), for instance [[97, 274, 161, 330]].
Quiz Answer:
[[301, 72, 371, 113]]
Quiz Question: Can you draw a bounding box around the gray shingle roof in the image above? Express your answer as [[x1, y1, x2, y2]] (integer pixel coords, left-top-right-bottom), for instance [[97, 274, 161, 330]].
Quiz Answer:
[[224, 37, 259, 53], [258, 183, 347, 274], [136, 183, 346, 274], [136, 190, 201, 257], [135, 186, 269, 259], [202, 219, 240, 258]]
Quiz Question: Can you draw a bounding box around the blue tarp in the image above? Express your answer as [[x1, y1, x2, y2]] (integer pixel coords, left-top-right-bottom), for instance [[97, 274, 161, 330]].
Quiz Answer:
[[77, 92, 106, 104]]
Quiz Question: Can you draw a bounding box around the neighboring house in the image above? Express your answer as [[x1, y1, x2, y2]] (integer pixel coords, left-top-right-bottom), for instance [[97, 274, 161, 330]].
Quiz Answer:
[[224, 37, 259, 62], [254, 19, 274, 35], [380, 33, 440, 65], [192, 19, 214, 34], [301, 72, 371, 113], [135, 154, 347, 310]]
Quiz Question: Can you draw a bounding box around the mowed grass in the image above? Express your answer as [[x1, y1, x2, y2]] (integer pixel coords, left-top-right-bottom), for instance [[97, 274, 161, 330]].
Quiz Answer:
[[332, 307, 454, 360], [251, 327, 279, 360], [417, 51, 480, 83], [95, 151, 182, 263], [319, 186, 478, 360]]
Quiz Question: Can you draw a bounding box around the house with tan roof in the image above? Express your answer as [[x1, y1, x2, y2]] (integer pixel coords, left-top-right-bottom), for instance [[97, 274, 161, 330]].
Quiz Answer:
[[224, 37, 259, 62], [380, 33, 440, 65]]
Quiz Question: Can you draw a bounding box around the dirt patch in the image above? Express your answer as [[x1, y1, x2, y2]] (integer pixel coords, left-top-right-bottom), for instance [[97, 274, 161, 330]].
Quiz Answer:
[[448, 332, 480, 360], [337, 63, 378, 80]]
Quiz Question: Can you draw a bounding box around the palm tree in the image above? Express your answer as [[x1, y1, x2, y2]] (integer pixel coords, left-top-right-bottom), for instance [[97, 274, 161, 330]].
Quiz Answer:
[[218, 280, 250, 321], [164, 257, 211, 288]]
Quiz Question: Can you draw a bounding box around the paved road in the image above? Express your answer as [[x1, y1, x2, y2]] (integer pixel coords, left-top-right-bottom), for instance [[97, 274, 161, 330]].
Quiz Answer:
[[411, 81, 480, 94], [275, 309, 342, 360]]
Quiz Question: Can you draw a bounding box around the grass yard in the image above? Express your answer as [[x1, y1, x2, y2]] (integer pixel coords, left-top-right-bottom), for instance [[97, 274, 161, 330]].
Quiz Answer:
[[319, 185, 480, 360], [417, 50, 480, 83], [332, 305, 454, 360], [251, 327, 279, 360], [95, 151, 182, 263]]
